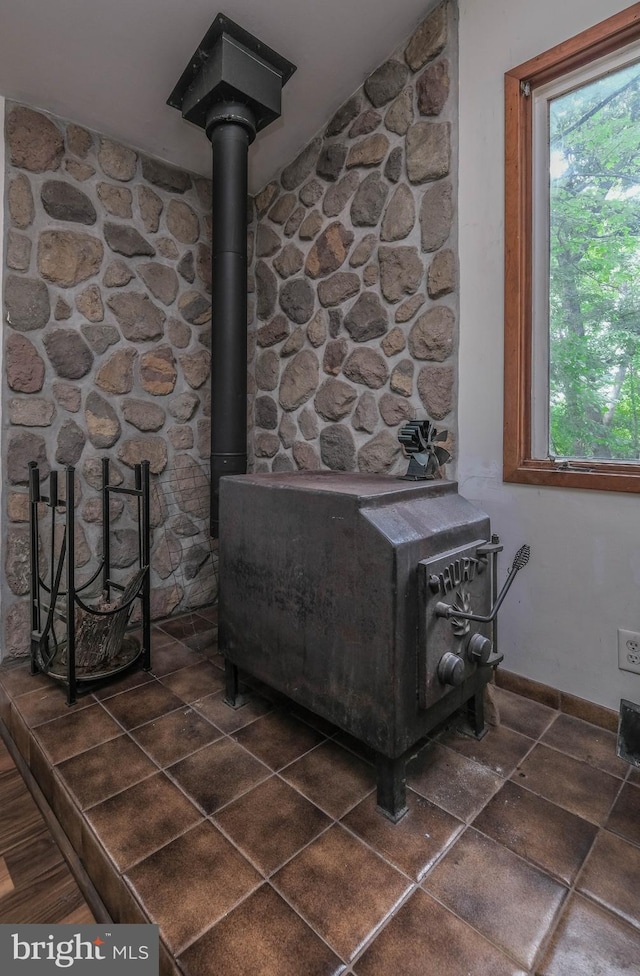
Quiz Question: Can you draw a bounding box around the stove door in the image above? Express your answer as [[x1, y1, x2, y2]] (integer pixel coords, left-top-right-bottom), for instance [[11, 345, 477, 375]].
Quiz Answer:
[[417, 540, 492, 710]]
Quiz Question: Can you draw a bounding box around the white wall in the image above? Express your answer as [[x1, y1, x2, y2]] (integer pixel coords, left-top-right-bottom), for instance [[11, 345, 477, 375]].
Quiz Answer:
[[458, 0, 640, 710]]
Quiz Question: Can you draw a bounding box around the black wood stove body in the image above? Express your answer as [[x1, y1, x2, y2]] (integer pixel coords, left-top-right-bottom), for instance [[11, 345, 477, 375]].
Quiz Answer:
[[219, 471, 504, 821]]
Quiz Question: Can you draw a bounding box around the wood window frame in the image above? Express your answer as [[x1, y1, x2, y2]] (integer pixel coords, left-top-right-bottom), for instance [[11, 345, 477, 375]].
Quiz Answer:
[[504, 2, 640, 492]]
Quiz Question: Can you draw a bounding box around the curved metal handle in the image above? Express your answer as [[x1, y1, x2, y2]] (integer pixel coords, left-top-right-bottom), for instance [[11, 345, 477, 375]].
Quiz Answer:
[[436, 544, 530, 624]]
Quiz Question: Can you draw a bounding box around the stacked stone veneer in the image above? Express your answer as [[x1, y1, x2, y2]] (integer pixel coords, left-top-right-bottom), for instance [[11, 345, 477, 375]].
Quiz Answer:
[[247, 1, 458, 476], [2, 104, 215, 658]]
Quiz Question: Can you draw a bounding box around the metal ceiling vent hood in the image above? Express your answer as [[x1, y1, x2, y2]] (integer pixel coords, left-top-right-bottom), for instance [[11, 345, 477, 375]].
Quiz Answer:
[[168, 14, 296, 536]]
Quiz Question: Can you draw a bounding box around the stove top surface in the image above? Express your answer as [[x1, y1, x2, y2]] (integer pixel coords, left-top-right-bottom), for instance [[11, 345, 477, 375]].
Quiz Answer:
[[222, 470, 457, 499]]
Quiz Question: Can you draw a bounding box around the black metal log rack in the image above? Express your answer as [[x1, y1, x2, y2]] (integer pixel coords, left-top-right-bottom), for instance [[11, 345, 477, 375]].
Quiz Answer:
[[28, 458, 151, 705]]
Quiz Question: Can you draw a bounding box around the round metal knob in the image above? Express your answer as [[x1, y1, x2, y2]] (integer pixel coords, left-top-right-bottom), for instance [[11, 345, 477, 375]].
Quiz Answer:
[[438, 652, 465, 687], [467, 633, 492, 665]]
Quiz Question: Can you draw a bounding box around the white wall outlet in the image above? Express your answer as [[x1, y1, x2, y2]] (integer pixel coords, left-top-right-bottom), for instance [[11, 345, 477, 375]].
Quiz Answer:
[[618, 629, 640, 675]]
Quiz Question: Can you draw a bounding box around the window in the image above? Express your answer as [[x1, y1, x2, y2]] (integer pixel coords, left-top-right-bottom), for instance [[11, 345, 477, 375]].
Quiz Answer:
[[504, 4, 640, 491]]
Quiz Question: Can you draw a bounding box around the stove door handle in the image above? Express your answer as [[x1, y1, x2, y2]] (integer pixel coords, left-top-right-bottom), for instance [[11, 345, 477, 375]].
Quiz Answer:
[[435, 543, 530, 624]]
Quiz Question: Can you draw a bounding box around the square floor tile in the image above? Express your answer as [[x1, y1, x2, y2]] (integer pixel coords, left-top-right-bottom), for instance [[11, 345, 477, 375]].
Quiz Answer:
[[34, 703, 121, 764], [606, 781, 640, 848], [491, 685, 557, 739], [178, 884, 344, 976], [214, 775, 331, 875], [407, 741, 503, 822], [125, 820, 262, 954], [274, 825, 411, 962], [342, 789, 463, 882], [167, 738, 271, 815], [439, 723, 534, 777], [56, 734, 157, 809], [541, 713, 628, 778], [473, 779, 597, 885], [101, 681, 185, 730], [126, 626, 181, 651], [0, 665, 51, 698], [577, 829, 640, 930], [90, 667, 154, 701], [232, 710, 325, 771], [157, 614, 213, 642], [149, 641, 205, 678], [537, 893, 640, 976], [422, 827, 567, 969], [197, 640, 222, 664], [281, 741, 375, 819], [130, 707, 222, 767], [159, 662, 225, 703], [196, 605, 218, 624], [627, 765, 640, 786], [512, 743, 621, 824], [354, 888, 525, 976], [192, 691, 273, 733], [86, 771, 202, 871], [181, 629, 218, 655], [13, 685, 92, 728]]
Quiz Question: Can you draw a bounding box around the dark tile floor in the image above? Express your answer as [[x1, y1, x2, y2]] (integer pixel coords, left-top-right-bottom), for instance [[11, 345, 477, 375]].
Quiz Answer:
[[1, 609, 639, 975]]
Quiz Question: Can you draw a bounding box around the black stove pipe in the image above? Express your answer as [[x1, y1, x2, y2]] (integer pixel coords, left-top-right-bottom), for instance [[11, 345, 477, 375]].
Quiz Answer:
[[167, 14, 295, 537], [207, 104, 256, 536]]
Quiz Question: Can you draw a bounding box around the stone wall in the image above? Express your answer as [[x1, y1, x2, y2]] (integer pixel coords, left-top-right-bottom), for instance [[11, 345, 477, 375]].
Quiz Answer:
[[248, 0, 458, 477], [1, 0, 459, 658], [2, 104, 215, 659]]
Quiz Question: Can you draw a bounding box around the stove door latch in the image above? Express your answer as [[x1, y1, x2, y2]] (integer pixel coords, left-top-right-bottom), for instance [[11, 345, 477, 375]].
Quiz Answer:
[[435, 543, 530, 626]]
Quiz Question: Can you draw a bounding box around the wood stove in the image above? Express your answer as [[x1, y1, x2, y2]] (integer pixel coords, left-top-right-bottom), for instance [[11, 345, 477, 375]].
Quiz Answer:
[[219, 471, 526, 821]]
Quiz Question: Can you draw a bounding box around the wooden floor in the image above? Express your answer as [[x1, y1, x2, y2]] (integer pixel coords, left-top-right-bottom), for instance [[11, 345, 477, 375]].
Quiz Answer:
[[0, 736, 96, 923]]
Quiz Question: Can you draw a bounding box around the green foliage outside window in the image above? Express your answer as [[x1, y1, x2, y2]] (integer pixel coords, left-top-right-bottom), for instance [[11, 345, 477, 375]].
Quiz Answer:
[[548, 57, 640, 460]]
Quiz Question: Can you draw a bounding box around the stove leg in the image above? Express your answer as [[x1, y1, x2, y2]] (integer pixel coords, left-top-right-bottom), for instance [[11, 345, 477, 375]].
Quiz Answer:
[[375, 754, 408, 823], [466, 688, 488, 740], [224, 660, 249, 709]]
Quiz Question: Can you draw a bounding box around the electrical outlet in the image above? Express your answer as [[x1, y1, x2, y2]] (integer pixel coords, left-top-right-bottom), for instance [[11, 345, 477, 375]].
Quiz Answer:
[[618, 629, 640, 674]]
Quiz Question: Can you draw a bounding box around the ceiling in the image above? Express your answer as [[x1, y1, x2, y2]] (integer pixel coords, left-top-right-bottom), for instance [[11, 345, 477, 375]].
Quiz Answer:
[[0, 0, 437, 193]]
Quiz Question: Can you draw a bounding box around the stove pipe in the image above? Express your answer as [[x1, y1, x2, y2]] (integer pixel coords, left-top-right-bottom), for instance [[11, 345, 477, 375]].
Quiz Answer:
[[207, 103, 254, 538], [168, 14, 295, 535]]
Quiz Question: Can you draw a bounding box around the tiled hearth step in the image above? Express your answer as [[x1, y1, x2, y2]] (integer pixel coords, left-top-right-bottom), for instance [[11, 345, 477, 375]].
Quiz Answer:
[[0, 608, 639, 976]]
